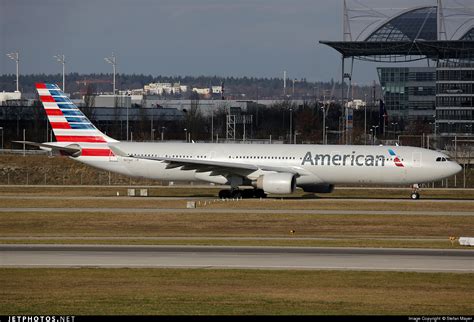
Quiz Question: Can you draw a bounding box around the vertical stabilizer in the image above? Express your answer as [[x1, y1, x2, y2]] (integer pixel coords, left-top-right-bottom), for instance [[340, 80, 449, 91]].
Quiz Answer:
[[36, 83, 118, 158]]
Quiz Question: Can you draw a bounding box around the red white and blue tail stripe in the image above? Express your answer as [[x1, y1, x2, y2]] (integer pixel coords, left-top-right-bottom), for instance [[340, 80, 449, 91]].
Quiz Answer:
[[36, 83, 118, 158]]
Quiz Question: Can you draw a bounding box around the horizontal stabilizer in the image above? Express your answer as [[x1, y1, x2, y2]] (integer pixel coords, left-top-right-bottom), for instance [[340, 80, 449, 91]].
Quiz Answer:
[[12, 141, 81, 157]]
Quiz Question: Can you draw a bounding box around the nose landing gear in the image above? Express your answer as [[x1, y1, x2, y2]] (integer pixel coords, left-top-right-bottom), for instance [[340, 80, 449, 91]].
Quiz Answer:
[[410, 184, 420, 200]]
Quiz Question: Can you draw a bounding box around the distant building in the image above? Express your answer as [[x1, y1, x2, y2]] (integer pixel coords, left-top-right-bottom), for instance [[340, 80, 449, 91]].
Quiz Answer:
[[345, 99, 366, 110], [0, 91, 21, 104], [192, 88, 211, 95], [144, 83, 187, 96], [211, 86, 223, 94], [436, 60, 474, 135], [118, 89, 144, 96], [91, 95, 132, 108]]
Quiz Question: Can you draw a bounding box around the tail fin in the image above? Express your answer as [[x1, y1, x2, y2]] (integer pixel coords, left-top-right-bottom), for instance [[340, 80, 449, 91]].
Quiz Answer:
[[36, 83, 118, 159], [36, 83, 117, 143]]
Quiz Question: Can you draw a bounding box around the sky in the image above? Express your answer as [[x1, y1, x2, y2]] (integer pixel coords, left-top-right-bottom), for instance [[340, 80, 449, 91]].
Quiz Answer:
[[0, 0, 472, 84]]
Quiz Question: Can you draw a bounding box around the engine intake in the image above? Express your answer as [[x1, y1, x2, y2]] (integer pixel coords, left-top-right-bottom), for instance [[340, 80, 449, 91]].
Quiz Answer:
[[255, 173, 296, 194]]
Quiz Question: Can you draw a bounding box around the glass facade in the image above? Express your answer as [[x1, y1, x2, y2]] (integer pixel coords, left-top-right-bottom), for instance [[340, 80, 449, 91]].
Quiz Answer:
[[366, 7, 437, 42], [377, 67, 436, 125], [436, 61, 474, 134], [460, 27, 474, 41]]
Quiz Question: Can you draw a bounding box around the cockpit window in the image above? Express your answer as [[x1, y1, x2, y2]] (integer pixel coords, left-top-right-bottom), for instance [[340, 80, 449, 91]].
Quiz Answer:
[[436, 157, 449, 162]]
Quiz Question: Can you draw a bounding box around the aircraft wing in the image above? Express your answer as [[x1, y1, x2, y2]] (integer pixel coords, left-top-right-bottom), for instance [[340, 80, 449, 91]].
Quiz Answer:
[[108, 145, 308, 177]]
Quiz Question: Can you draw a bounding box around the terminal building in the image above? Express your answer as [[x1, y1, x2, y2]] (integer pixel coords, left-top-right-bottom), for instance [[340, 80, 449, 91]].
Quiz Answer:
[[377, 66, 436, 122], [321, 1, 474, 145]]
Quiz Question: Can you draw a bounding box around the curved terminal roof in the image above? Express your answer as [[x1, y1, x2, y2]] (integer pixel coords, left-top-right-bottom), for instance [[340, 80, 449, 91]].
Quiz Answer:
[[320, 6, 473, 62], [460, 27, 474, 41], [365, 6, 437, 42]]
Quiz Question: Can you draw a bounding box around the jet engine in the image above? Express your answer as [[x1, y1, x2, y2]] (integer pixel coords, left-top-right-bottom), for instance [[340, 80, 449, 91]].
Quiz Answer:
[[255, 173, 296, 194]]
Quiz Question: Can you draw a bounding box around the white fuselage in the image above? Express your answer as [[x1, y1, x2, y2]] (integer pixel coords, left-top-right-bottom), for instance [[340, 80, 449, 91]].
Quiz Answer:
[[73, 142, 461, 187]]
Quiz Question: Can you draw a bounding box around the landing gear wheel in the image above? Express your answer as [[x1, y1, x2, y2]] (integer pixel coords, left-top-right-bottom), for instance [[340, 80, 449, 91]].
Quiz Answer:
[[241, 189, 255, 199], [231, 190, 242, 199], [218, 189, 231, 199], [254, 189, 267, 198], [410, 184, 420, 200], [411, 192, 420, 200]]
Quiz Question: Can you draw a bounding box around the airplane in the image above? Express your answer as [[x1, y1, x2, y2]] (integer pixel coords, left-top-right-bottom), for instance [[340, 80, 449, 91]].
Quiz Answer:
[[16, 83, 462, 200]]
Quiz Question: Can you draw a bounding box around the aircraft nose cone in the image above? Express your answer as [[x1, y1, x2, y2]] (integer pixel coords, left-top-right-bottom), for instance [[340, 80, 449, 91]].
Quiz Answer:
[[451, 162, 462, 176]]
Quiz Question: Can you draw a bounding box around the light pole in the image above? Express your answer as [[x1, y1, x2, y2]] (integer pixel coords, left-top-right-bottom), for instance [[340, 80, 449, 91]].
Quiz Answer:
[[256, 86, 259, 127], [289, 107, 293, 144], [390, 122, 398, 140], [104, 53, 116, 95], [371, 125, 379, 145], [0, 127, 3, 150], [161, 126, 165, 141], [22, 128, 25, 157], [6, 52, 19, 92], [184, 128, 188, 142], [211, 109, 214, 143], [321, 104, 326, 145], [126, 103, 129, 141], [150, 112, 154, 141], [364, 93, 367, 145], [53, 54, 66, 92]]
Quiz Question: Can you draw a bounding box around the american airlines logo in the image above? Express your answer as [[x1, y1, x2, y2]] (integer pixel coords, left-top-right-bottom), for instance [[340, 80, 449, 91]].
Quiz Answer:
[[388, 149, 404, 167], [301, 151, 386, 167]]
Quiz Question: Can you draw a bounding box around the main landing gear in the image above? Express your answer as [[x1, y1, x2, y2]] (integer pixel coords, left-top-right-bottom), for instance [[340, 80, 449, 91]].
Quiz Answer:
[[410, 184, 420, 200], [218, 188, 267, 199]]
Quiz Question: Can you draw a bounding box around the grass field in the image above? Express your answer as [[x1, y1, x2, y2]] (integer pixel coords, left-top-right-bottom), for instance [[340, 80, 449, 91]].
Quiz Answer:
[[1, 185, 473, 315], [0, 211, 471, 248], [1, 268, 473, 315], [0, 212, 471, 238], [1, 185, 473, 249]]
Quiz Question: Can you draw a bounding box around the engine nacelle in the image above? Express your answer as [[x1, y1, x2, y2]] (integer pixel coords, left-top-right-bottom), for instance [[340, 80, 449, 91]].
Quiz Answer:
[[255, 173, 296, 194], [299, 183, 335, 193]]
